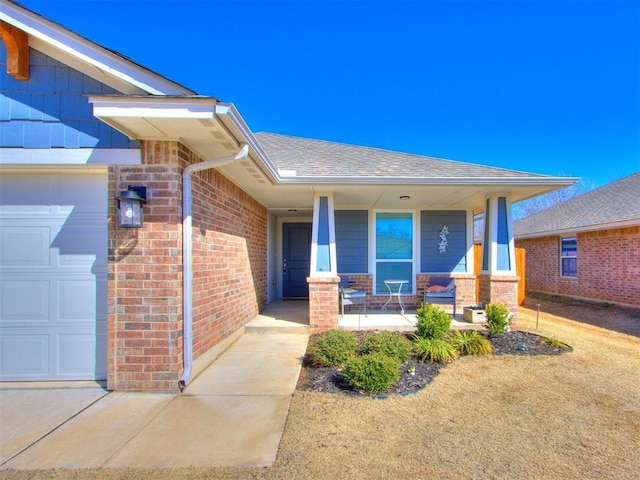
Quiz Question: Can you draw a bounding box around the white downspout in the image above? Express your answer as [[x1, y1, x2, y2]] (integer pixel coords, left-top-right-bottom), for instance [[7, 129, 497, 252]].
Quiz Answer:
[[178, 144, 249, 391]]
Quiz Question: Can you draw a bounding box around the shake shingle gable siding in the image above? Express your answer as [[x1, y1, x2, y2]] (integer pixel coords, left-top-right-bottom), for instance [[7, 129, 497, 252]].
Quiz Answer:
[[0, 44, 139, 149], [255, 132, 547, 179]]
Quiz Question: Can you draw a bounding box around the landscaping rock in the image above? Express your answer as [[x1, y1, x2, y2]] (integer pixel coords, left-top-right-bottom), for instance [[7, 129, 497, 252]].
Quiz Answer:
[[297, 330, 571, 397]]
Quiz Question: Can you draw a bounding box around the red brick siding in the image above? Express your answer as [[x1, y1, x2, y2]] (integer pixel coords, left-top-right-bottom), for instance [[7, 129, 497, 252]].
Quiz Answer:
[[516, 226, 640, 307], [107, 141, 183, 392], [187, 145, 267, 359], [308, 277, 340, 333], [107, 141, 267, 392], [339, 273, 476, 313], [478, 275, 519, 327]]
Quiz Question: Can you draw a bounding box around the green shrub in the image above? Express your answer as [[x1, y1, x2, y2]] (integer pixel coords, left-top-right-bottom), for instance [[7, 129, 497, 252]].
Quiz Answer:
[[412, 336, 458, 363], [306, 329, 358, 367], [485, 303, 511, 336], [360, 331, 412, 363], [341, 352, 400, 394], [415, 303, 452, 340], [447, 330, 493, 355], [539, 336, 572, 350]]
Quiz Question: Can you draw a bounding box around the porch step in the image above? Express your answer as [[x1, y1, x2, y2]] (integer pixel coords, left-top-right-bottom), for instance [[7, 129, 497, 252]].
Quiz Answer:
[[339, 311, 486, 332], [246, 300, 310, 335], [244, 314, 310, 335]]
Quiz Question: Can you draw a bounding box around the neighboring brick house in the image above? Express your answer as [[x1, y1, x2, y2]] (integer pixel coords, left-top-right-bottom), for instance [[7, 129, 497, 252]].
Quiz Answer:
[[1, 1, 576, 392], [514, 173, 640, 308]]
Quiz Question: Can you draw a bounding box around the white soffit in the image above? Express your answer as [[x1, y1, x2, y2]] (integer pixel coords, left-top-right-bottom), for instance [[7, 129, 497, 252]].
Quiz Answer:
[[90, 96, 241, 160], [216, 182, 569, 211]]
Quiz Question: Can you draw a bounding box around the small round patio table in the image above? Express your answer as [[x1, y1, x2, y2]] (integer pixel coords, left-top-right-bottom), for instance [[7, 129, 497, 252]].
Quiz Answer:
[[381, 279, 408, 315]]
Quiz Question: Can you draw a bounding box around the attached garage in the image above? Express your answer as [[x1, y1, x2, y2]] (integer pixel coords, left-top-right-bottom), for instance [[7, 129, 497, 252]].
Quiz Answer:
[[0, 169, 108, 381]]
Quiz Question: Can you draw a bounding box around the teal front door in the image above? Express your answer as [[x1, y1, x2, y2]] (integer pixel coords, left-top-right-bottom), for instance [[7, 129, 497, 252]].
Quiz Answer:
[[283, 223, 311, 298]]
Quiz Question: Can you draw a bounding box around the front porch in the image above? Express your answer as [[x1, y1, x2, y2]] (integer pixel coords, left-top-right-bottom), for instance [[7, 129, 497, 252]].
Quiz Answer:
[[253, 300, 486, 333]]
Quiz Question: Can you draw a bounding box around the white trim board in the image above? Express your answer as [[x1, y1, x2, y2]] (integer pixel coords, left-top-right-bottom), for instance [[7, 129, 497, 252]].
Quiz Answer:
[[0, 148, 141, 165]]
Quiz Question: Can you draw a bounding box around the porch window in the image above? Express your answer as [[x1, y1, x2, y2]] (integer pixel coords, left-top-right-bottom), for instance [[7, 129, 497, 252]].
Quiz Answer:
[[560, 236, 577, 278], [374, 212, 414, 295]]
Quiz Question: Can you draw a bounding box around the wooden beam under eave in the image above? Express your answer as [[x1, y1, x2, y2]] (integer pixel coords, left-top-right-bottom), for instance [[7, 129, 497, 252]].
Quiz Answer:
[[0, 21, 29, 80]]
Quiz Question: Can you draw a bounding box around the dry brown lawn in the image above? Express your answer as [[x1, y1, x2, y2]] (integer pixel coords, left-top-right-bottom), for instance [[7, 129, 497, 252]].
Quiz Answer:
[[6, 296, 640, 480]]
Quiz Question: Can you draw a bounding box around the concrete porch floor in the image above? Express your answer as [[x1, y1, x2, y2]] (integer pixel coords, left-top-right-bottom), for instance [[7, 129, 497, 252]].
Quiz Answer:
[[340, 307, 487, 332], [253, 299, 486, 332]]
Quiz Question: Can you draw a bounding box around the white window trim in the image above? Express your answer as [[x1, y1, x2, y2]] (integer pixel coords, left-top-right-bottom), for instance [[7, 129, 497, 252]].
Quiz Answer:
[[370, 209, 418, 296], [560, 235, 578, 278]]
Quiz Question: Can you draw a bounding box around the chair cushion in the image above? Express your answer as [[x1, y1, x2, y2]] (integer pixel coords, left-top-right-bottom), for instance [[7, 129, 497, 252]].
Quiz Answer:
[[427, 285, 447, 293], [344, 291, 366, 298]]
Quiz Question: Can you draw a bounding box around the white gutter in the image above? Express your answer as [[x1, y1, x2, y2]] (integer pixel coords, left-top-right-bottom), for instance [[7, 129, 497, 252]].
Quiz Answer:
[[178, 144, 249, 391], [272, 176, 580, 186], [216, 103, 280, 183]]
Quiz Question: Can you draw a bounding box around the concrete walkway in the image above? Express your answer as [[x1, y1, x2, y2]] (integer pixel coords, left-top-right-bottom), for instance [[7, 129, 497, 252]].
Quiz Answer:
[[0, 316, 308, 470]]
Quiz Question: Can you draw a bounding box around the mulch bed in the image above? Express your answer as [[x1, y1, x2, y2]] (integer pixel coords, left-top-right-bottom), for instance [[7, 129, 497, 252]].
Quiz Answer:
[[297, 330, 572, 397]]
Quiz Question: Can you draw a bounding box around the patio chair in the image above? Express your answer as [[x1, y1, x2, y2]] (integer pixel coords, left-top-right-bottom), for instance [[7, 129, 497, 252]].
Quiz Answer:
[[424, 277, 457, 316], [339, 277, 367, 317]]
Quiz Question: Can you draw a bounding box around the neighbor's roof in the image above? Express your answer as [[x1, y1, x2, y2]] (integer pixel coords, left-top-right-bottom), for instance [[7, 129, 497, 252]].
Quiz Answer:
[[514, 172, 640, 238], [255, 132, 559, 180]]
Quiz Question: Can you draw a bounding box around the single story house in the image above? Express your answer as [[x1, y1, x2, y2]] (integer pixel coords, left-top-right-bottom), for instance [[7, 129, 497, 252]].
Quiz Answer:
[[514, 172, 640, 308], [1, 0, 576, 391]]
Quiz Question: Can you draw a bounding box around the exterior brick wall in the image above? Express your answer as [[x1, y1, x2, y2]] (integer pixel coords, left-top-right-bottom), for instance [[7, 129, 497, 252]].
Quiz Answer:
[[339, 273, 476, 314], [478, 275, 519, 328], [188, 145, 267, 358], [516, 226, 640, 307], [308, 276, 340, 333], [107, 141, 267, 392], [107, 142, 183, 392]]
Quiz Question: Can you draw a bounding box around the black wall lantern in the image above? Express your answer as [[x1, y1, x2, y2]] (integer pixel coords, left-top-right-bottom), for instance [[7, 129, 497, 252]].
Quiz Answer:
[[117, 185, 146, 228]]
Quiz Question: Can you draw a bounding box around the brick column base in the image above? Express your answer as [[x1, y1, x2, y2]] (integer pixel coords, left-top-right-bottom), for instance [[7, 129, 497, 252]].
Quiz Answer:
[[478, 275, 519, 329], [307, 276, 340, 334]]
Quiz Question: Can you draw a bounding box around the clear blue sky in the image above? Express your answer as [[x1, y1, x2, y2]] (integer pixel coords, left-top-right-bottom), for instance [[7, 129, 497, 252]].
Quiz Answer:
[[18, 0, 640, 187]]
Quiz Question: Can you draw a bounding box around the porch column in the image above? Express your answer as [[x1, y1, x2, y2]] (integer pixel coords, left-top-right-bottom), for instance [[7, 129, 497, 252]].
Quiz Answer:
[[307, 193, 340, 332], [479, 194, 519, 323]]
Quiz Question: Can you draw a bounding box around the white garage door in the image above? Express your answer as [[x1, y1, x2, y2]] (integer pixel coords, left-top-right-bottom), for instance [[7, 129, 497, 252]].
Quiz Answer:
[[0, 170, 107, 381]]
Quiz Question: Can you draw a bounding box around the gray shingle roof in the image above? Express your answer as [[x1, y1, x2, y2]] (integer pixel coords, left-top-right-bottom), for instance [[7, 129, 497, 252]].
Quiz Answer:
[[255, 132, 553, 179], [514, 172, 640, 237]]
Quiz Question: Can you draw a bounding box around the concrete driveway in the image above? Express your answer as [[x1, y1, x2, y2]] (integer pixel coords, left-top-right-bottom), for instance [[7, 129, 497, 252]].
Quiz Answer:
[[0, 332, 308, 470]]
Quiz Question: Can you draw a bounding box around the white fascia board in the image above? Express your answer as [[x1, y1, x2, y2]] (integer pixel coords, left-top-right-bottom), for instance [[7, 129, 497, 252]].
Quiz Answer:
[[218, 103, 280, 183], [0, 148, 141, 165], [89, 96, 218, 119], [1, 1, 193, 96], [275, 176, 580, 186], [515, 219, 640, 239]]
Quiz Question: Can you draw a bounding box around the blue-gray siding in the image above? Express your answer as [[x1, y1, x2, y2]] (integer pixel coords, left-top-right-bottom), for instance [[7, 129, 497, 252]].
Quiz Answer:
[[496, 197, 511, 270], [335, 210, 368, 273], [316, 196, 331, 273], [1, 44, 138, 149], [420, 210, 467, 273]]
